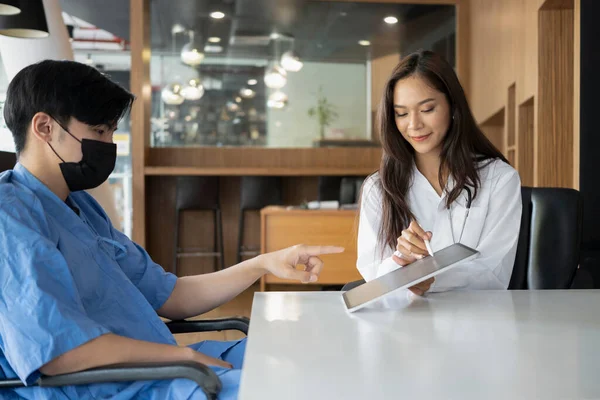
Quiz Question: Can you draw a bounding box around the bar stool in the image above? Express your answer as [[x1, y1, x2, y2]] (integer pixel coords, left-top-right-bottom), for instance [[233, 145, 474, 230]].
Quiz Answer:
[[237, 176, 283, 264], [173, 176, 224, 276]]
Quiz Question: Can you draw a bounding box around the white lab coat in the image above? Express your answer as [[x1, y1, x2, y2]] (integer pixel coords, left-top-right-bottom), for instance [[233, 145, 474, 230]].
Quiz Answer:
[[357, 158, 522, 291]]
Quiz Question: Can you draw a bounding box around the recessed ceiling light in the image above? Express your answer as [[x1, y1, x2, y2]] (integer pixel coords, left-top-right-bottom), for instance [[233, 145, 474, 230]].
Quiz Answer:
[[208, 37, 221, 43], [358, 40, 371, 46], [247, 79, 258, 85], [384, 16, 398, 24], [210, 11, 225, 19]]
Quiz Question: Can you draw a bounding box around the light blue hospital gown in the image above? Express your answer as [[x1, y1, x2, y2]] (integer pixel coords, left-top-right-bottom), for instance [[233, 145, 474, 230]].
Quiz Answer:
[[0, 164, 245, 399]]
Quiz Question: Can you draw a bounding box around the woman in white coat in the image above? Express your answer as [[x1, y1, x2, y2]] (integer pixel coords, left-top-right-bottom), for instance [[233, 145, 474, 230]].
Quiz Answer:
[[358, 50, 522, 296]]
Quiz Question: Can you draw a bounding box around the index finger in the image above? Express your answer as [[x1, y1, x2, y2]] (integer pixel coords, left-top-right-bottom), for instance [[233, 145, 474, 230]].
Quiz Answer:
[[301, 245, 345, 255], [409, 220, 429, 241]]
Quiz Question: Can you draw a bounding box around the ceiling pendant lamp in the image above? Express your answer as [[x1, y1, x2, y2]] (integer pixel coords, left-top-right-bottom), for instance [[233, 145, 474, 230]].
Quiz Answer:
[[239, 87, 256, 99], [181, 78, 205, 101], [181, 31, 204, 66], [161, 83, 185, 105], [0, 0, 20, 15], [280, 50, 303, 72], [264, 64, 287, 89], [267, 91, 288, 109], [0, 0, 49, 38]]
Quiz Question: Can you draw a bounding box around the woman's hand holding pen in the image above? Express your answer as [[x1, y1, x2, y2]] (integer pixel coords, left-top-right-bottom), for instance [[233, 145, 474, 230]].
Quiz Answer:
[[395, 220, 433, 260], [392, 220, 435, 296]]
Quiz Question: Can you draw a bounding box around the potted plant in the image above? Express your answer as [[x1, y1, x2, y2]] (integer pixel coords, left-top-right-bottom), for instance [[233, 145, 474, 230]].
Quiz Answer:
[[308, 86, 338, 140]]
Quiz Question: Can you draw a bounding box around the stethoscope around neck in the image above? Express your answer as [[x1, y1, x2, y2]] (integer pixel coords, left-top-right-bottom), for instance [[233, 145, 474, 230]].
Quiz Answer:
[[448, 186, 473, 244]]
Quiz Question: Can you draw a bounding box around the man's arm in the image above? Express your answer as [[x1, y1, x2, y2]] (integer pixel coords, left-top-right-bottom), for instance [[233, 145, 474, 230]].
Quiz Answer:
[[158, 257, 265, 321], [104, 210, 343, 320], [158, 245, 344, 321], [40, 333, 232, 377]]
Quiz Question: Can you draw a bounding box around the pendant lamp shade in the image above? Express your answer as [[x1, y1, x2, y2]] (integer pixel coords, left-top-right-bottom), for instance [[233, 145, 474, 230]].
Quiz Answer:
[[0, 0, 49, 38], [0, 0, 20, 15], [181, 31, 204, 66]]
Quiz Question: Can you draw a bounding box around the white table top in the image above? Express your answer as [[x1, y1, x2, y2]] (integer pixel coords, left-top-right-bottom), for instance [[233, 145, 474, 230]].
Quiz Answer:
[[238, 290, 600, 400]]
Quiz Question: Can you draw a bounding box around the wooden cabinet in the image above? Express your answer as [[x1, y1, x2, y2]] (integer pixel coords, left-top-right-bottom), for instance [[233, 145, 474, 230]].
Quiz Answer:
[[260, 206, 363, 290]]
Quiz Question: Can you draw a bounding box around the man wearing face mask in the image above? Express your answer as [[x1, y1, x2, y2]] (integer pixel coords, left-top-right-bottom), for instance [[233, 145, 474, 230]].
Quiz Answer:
[[0, 60, 343, 399]]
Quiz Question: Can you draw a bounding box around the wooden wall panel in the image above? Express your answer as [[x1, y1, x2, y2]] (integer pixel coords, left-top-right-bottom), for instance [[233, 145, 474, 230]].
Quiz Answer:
[[467, 0, 579, 190], [130, 0, 151, 246], [147, 147, 382, 172], [479, 107, 505, 154], [541, 0, 575, 9], [455, 0, 470, 96], [146, 176, 176, 273], [371, 52, 401, 142], [507, 149, 516, 167], [573, 0, 580, 189], [506, 84, 516, 149], [518, 98, 535, 187], [537, 2, 574, 187], [468, 0, 545, 122]]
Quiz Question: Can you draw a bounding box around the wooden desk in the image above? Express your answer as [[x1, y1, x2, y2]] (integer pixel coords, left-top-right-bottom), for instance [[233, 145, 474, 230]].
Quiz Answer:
[[259, 206, 363, 290]]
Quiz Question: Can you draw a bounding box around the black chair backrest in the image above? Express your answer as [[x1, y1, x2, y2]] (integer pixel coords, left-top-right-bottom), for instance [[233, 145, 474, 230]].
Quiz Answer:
[[240, 176, 282, 211], [339, 176, 366, 205], [0, 151, 16, 173], [175, 176, 220, 211], [318, 176, 343, 202], [509, 187, 582, 289]]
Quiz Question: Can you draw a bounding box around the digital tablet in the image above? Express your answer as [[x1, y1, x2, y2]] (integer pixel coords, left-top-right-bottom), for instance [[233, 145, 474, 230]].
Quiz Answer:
[[343, 243, 479, 312]]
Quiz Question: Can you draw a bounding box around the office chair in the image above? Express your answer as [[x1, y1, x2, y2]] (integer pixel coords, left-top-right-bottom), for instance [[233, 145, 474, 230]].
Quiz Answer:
[[339, 176, 366, 205], [509, 187, 584, 289], [317, 176, 343, 202], [0, 317, 249, 399], [0, 151, 16, 173], [342, 187, 587, 291]]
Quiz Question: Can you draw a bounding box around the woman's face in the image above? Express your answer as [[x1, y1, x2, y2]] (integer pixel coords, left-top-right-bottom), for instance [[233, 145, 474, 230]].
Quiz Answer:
[[393, 75, 451, 157]]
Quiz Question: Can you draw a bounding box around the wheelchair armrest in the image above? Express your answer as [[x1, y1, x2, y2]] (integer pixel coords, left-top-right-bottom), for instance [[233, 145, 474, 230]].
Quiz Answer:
[[38, 362, 220, 398], [166, 317, 250, 335]]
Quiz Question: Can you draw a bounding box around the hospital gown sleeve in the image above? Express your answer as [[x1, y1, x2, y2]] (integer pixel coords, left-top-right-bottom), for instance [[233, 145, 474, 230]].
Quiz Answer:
[[0, 199, 110, 385], [109, 225, 177, 310]]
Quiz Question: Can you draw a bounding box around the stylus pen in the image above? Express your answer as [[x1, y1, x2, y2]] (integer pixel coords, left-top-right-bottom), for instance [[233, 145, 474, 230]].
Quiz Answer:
[[424, 239, 434, 257]]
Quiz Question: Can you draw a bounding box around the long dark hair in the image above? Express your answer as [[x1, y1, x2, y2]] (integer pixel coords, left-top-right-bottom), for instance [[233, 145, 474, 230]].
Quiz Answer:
[[375, 50, 506, 252]]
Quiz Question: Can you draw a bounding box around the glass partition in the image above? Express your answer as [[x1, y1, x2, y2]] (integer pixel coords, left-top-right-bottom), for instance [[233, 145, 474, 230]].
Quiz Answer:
[[160, 1, 454, 148]]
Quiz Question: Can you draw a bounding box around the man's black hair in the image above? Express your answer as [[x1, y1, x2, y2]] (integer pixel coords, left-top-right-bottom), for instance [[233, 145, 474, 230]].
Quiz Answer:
[[3, 59, 135, 154]]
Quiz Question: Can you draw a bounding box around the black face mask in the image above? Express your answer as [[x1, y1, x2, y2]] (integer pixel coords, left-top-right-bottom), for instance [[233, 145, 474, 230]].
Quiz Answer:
[[48, 121, 117, 192]]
